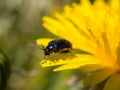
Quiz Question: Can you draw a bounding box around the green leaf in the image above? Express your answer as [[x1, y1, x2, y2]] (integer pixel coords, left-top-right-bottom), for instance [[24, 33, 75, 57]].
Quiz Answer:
[[0, 51, 11, 89]]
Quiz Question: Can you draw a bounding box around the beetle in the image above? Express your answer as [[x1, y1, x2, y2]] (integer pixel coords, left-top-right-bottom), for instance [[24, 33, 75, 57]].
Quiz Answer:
[[42, 39, 72, 58]]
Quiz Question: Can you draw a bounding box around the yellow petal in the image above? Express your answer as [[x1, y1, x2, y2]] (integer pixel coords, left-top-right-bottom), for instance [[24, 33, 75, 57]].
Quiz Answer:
[[51, 55, 102, 71], [36, 38, 53, 46], [94, 0, 106, 7], [54, 12, 81, 37], [43, 16, 97, 54], [79, 64, 103, 73], [53, 62, 101, 72], [104, 73, 120, 90], [64, 6, 96, 41], [43, 16, 82, 43], [110, 0, 120, 9], [83, 68, 114, 86], [80, 0, 91, 5], [40, 53, 76, 67], [43, 16, 65, 36], [41, 54, 101, 69]]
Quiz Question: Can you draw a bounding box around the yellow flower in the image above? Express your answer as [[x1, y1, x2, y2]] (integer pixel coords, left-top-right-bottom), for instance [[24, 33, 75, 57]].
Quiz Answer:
[[36, 0, 120, 90]]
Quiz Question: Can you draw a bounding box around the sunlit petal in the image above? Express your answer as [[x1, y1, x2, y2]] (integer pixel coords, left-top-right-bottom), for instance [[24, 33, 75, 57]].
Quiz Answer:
[[41, 54, 101, 68], [36, 38, 54, 46]]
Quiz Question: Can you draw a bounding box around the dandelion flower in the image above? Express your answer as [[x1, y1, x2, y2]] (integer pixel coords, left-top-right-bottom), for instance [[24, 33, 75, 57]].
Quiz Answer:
[[36, 0, 120, 90]]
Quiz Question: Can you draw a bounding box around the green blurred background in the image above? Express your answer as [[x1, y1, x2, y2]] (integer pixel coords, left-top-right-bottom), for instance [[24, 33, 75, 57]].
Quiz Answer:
[[0, 0, 88, 90]]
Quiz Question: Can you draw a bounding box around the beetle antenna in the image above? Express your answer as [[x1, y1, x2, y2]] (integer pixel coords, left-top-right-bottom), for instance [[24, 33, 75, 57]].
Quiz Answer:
[[39, 44, 45, 50]]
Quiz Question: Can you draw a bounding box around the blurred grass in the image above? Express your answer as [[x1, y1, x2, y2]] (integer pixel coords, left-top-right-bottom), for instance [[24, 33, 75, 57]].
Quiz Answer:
[[0, 51, 11, 89], [0, 0, 86, 90]]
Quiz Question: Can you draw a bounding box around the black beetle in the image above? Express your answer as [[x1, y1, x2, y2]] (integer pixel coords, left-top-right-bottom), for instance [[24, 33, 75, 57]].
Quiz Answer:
[[42, 39, 72, 58]]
